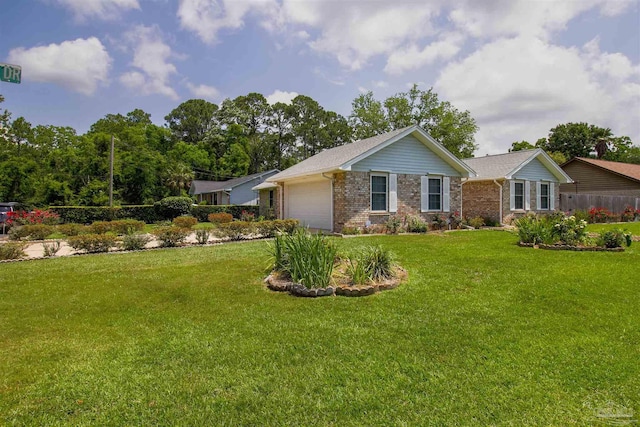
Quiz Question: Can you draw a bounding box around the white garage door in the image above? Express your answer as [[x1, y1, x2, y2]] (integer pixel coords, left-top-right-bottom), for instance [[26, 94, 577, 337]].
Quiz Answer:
[[285, 179, 332, 231]]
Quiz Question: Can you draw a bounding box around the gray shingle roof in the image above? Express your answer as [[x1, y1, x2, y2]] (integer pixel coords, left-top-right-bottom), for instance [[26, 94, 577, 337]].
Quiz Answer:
[[463, 149, 538, 180], [190, 169, 279, 194], [267, 125, 474, 182]]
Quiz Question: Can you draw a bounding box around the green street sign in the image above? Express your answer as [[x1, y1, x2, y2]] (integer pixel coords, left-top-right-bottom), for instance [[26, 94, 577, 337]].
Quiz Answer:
[[0, 63, 21, 84]]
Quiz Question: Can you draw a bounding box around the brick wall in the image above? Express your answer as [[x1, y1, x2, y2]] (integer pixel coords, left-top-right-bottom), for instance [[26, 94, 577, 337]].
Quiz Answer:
[[462, 180, 501, 223], [258, 188, 279, 219], [333, 171, 462, 232]]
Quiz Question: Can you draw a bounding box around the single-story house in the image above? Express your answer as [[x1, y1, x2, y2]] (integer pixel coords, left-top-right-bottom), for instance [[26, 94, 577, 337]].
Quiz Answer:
[[560, 157, 640, 197], [254, 125, 476, 232], [189, 169, 279, 206], [462, 149, 573, 224]]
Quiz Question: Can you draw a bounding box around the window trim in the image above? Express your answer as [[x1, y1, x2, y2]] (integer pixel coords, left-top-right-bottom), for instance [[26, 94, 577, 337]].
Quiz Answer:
[[370, 173, 388, 213], [539, 182, 550, 211], [427, 176, 442, 211], [513, 180, 525, 211]]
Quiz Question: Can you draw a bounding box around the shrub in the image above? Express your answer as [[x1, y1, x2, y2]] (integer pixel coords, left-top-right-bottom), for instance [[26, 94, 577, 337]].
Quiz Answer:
[[483, 217, 500, 227], [449, 211, 462, 229], [405, 215, 428, 233], [572, 209, 590, 224], [240, 210, 255, 222], [214, 221, 255, 241], [270, 230, 337, 289], [359, 245, 395, 281], [347, 258, 369, 286], [195, 229, 210, 245], [273, 219, 299, 235], [67, 234, 118, 253], [6, 209, 60, 226], [42, 241, 61, 257], [468, 216, 485, 229], [341, 226, 361, 235], [173, 215, 198, 229], [598, 229, 626, 248], [255, 220, 277, 238], [89, 221, 112, 234], [514, 215, 554, 245], [0, 242, 27, 260], [57, 223, 86, 236], [8, 226, 30, 241], [589, 207, 615, 223], [208, 212, 233, 224], [431, 214, 448, 230], [386, 216, 402, 234], [553, 215, 588, 245], [122, 233, 152, 251], [621, 205, 640, 222], [152, 226, 190, 247], [22, 224, 55, 240], [110, 219, 145, 235], [154, 197, 193, 220]]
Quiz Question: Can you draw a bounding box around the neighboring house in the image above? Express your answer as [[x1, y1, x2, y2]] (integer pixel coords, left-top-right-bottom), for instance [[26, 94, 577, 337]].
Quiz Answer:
[[254, 125, 476, 232], [559, 157, 640, 213], [462, 149, 573, 224], [560, 157, 640, 196], [189, 169, 279, 206]]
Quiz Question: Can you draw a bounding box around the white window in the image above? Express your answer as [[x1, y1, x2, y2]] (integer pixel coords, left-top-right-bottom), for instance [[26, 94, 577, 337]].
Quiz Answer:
[[428, 177, 442, 211], [370, 174, 388, 212], [539, 183, 549, 210], [421, 175, 450, 212], [510, 180, 530, 211], [514, 181, 524, 210]]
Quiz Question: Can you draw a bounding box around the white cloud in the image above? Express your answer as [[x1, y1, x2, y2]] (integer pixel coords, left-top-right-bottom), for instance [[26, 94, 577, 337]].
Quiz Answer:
[[435, 36, 640, 155], [187, 82, 221, 101], [119, 25, 179, 100], [177, 0, 278, 44], [358, 86, 368, 94], [7, 37, 111, 95], [384, 32, 465, 75], [54, 0, 139, 21], [373, 81, 388, 88], [266, 90, 298, 105]]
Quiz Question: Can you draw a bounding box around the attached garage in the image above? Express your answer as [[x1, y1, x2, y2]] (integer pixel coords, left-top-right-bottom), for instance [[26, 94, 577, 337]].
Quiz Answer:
[[284, 178, 332, 231]]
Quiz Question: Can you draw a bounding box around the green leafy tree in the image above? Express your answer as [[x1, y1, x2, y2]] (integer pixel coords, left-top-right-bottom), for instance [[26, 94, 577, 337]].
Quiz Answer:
[[349, 84, 478, 158], [165, 99, 219, 144], [509, 140, 535, 151], [538, 122, 612, 159]]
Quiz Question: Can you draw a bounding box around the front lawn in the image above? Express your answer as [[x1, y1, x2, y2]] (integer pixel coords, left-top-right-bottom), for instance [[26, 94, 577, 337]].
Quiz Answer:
[[1, 231, 638, 425], [587, 221, 640, 235]]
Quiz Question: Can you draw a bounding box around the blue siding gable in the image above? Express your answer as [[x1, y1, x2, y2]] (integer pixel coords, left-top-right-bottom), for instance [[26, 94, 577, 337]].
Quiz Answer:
[[351, 135, 461, 176], [513, 158, 559, 182]]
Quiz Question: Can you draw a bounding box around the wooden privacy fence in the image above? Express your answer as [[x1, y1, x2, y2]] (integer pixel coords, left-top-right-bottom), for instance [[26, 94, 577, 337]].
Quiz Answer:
[[560, 193, 640, 213]]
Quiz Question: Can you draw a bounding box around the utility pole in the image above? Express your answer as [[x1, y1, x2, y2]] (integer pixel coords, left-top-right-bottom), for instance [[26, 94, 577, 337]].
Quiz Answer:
[[109, 135, 114, 207]]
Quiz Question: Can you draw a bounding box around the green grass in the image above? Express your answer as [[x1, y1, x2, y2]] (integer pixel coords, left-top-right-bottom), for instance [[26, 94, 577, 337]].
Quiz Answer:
[[1, 231, 638, 425], [587, 221, 640, 235]]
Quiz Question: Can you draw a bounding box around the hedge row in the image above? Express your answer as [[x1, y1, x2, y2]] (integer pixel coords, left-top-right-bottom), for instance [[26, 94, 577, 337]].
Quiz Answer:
[[49, 204, 260, 224]]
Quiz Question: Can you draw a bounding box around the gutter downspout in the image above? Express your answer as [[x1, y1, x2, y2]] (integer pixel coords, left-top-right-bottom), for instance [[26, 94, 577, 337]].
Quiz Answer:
[[276, 183, 283, 220], [493, 180, 503, 225], [321, 173, 335, 233]]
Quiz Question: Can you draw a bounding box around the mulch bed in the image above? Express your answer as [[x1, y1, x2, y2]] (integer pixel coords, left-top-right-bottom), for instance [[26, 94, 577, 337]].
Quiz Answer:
[[518, 242, 624, 252]]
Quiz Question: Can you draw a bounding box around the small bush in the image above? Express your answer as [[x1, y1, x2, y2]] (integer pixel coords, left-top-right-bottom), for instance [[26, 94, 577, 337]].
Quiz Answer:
[[589, 207, 616, 223], [57, 223, 86, 236], [255, 220, 277, 238], [597, 229, 630, 248], [8, 226, 30, 241], [215, 221, 255, 241], [386, 216, 402, 234], [173, 215, 198, 229], [67, 233, 118, 253], [0, 242, 27, 260], [122, 233, 151, 251], [341, 226, 361, 235], [621, 205, 640, 222], [359, 245, 395, 281], [154, 197, 193, 220], [89, 221, 112, 234], [42, 241, 61, 257], [553, 215, 588, 245], [195, 229, 210, 245], [153, 226, 190, 247], [515, 215, 554, 244], [240, 210, 255, 222], [405, 215, 428, 233], [431, 214, 448, 230], [110, 219, 145, 235], [347, 258, 369, 286], [272, 229, 337, 289], [6, 209, 60, 226], [468, 216, 485, 229], [208, 212, 233, 224], [273, 219, 299, 235], [21, 224, 54, 240]]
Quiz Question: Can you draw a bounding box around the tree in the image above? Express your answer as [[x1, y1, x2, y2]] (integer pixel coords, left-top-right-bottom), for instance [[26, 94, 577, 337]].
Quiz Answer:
[[538, 122, 613, 159], [164, 162, 194, 196], [509, 140, 535, 152], [348, 84, 478, 158], [0, 94, 11, 145], [164, 99, 219, 144]]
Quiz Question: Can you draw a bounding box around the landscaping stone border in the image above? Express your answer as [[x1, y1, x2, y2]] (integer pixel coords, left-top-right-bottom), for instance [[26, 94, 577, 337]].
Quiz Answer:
[[265, 268, 407, 298], [518, 242, 624, 252]]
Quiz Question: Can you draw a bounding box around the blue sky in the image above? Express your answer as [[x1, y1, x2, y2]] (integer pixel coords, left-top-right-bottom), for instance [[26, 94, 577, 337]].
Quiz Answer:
[[1, 0, 639, 155]]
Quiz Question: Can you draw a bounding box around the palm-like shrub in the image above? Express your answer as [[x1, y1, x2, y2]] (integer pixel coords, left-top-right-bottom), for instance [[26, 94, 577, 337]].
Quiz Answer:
[[359, 245, 395, 281]]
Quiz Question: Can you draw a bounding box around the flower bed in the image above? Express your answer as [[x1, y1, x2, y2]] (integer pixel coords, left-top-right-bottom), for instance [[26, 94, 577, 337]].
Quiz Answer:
[[518, 242, 624, 252]]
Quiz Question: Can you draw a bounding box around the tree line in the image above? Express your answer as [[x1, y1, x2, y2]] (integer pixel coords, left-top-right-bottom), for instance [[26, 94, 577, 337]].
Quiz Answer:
[[1, 87, 637, 207]]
